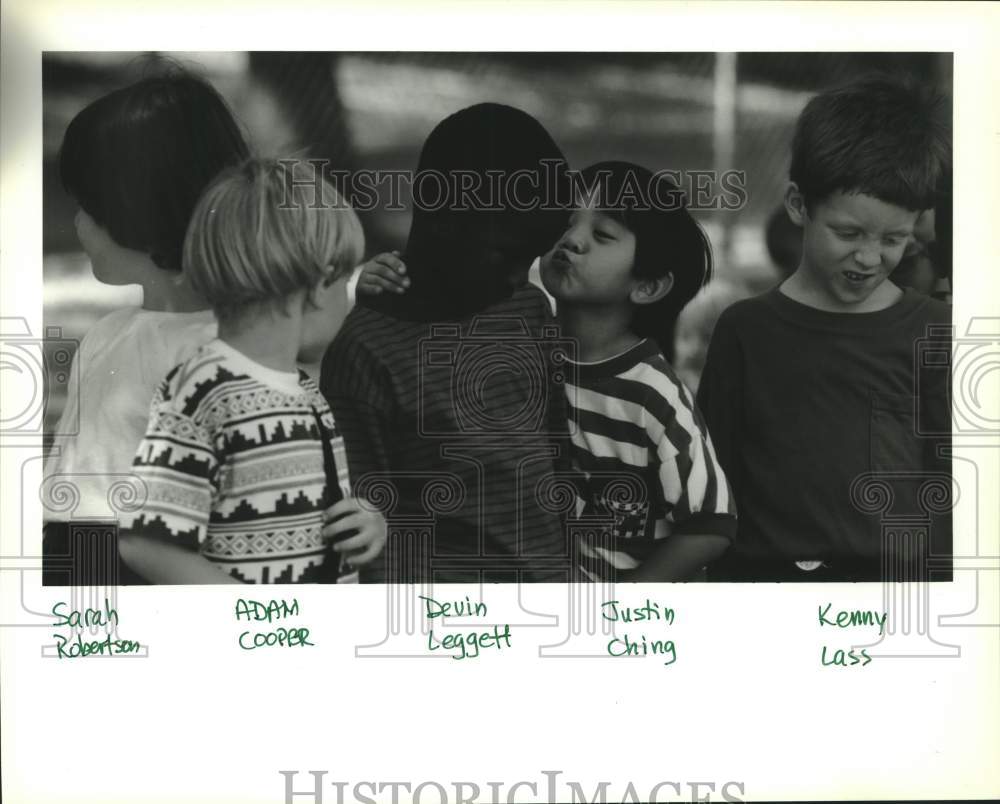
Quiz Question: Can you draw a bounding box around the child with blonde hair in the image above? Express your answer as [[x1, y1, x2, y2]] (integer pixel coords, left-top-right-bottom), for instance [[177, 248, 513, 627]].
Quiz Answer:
[[120, 158, 383, 584]]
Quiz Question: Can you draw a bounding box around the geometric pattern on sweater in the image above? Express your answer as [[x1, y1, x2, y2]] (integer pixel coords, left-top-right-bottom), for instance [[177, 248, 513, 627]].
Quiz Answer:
[[123, 340, 353, 584]]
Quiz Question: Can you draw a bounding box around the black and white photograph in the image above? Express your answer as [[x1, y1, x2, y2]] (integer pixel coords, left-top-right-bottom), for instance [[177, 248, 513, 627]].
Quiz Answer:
[[40, 50, 953, 585], [2, 3, 998, 804]]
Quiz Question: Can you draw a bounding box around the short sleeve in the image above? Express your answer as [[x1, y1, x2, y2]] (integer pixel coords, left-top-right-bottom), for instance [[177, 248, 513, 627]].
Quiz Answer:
[[122, 383, 218, 549], [645, 369, 737, 540]]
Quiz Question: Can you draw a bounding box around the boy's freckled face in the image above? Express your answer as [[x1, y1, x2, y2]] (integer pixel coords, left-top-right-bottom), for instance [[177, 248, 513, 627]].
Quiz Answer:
[[795, 191, 919, 309], [539, 202, 637, 304]]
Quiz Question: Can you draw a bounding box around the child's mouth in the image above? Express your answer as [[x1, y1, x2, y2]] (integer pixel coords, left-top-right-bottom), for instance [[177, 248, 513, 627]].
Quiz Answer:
[[550, 250, 573, 270], [842, 270, 876, 284]]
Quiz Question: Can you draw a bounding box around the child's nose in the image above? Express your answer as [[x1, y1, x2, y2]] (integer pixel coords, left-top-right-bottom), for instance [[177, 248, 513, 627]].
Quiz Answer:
[[561, 229, 585, 253], [854, 245, 881, 269]]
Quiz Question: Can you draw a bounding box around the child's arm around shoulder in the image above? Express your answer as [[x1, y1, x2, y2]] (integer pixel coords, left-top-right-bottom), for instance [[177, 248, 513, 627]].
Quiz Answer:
[[355, 251, 409, 296]]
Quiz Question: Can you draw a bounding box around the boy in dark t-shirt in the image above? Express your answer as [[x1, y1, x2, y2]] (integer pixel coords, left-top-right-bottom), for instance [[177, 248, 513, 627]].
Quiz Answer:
[[321, 104, 573, 583], [697, 76, 952, 582]]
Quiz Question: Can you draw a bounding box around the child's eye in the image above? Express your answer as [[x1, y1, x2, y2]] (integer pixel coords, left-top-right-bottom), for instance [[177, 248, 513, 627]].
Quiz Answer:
[[594, 229, 615, 241], [834, 228, 860, 240], [882, 236, 906, 248]]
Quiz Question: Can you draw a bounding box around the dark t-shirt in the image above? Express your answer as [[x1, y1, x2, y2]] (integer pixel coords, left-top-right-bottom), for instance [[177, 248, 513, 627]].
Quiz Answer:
[[696, 287, 952, 580], [320, 284, 571, 583]]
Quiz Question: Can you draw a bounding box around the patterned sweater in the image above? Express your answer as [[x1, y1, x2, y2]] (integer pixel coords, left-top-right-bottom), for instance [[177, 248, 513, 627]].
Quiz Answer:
[[123, 340, 352, 584]]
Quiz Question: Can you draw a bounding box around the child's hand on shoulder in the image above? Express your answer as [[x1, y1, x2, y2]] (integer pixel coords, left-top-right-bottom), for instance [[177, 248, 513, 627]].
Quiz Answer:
[[322, 497, 387, 567], [357, 250, 409, 295]]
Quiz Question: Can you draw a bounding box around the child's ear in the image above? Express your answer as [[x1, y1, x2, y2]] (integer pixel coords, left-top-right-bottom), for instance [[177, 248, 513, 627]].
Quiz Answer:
[[296, 272, 330, 315], [629, 273, 674, 306], [784, 183, 807, 226], [316, 267, 343, 295]]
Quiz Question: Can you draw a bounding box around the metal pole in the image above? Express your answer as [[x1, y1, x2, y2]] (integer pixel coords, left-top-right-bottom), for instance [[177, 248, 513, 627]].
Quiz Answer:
[[713, 52, 738, 273]]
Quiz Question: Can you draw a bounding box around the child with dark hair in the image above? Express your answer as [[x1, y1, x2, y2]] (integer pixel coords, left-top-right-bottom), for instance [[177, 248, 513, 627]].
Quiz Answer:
[[357, 161, 734, 581], [538, 161, 734, 581], [320, 103, 573, 583], [44, 72, 250, 580], [697, 75, 952, 582], [59, 73, 250, 277]]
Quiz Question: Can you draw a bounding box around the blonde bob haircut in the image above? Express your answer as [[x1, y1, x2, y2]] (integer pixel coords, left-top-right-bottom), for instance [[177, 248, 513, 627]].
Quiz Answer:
[[183, 157, 364, 324]]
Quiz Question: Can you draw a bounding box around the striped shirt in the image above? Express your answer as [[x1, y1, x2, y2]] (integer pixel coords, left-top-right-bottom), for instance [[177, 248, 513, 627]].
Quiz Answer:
[[567, 339, 736, 580], [321, 284, 571, 582], [123, 340, 353, 584]]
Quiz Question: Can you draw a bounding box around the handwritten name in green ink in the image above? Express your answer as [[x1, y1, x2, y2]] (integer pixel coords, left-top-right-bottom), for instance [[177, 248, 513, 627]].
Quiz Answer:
[[419, 595, 512, 661], [817, 603, 887, 634], [817, 603, 883, 668], [602, 599, 675, 624], [236, 598, 314, 650], [54, 632, 141, 658], [51, 600, 141, 658], [602, 599, 676, 666], [421, 595, 487, 619], [235, 598, 300, 622], [52, 600, 119, 629]]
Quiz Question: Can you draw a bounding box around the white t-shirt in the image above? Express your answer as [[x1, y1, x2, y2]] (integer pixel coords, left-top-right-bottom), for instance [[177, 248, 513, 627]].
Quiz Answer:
[[44, 307, 217, 520]]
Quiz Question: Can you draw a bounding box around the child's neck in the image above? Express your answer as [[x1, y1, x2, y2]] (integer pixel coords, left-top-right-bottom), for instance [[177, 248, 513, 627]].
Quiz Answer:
[[141, 271, 210, 314], [218, 310, 301, 373], [558, 304, 641, 363]]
